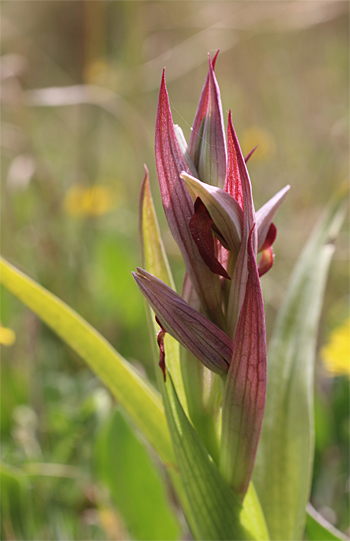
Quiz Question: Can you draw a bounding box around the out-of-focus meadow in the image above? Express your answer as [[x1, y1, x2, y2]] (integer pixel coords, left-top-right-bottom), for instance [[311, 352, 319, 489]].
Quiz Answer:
[[1, 2, 349, 539]]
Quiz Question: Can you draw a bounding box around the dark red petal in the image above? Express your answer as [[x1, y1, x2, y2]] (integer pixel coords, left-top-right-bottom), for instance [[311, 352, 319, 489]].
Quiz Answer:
[[189, 198, 230, 280], [258, 247, 274, 277], [260, 222, 277, 252], [156, 316, 167, 381]]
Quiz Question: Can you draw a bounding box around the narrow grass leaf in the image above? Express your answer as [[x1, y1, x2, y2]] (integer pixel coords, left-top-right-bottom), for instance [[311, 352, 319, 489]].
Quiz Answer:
[[139, 169, 199, 534], [253, 187, 348, 540], [0, 257, 174, 468], [139, 169, 186, 409]]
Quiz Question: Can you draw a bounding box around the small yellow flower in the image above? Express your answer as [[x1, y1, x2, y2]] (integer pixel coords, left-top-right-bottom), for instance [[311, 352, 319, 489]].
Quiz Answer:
[[241, 126, 276, 162], [321, 318, 350, 377], [0, 324, 16, 346], [64, 184, 122, 217]]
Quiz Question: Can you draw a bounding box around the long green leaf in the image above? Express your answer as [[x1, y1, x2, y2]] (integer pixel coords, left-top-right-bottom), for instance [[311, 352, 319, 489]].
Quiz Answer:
[[164, 373, 269, 541], [0, 257, 174, 468], [305, 504, 349, 541], [139, 168, 187, 410], [139, 168, 199, 535], [253, 187, 348, 540]]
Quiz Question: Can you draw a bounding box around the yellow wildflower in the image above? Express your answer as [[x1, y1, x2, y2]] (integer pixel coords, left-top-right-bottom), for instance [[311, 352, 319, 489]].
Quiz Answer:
[[0, 324, 16, 346], [64, 184, 122, 217], [321, 318, 350, 377], [241, 126, 276, 162]]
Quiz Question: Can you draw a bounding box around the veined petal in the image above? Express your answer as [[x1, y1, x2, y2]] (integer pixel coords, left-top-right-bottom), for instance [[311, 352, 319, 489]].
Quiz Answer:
[[155, 70, 224, 326], [256, 185, 290, 252], [133, 268, 232, 375], [220, 230, 267, 499], [226, 111, 257, 338], [189, 52, 226, 188], [182, 172, 243, 260]]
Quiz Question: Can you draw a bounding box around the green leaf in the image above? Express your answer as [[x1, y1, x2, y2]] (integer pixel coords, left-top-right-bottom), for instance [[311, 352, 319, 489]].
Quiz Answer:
[[253, 187, 348, 540], [139, 166, 196, 535], [162, 373, 269, 541], [0, 463, 31, 540], [95, 408, 181, 540], [139, 167, 187, 410], [0, 256, 175, 469], [305, 504, 349, 541]]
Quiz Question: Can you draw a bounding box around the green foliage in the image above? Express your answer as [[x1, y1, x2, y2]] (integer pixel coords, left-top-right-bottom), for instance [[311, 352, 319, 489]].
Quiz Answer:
[[95, 408, 180, 540], [253, 188, 348, 540], [0, 257, 174, 469], [1, 463, 31, 540]]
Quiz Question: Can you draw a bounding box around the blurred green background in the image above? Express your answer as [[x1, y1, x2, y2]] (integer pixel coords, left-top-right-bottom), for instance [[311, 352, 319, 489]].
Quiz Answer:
[[1, 1, 349, 539]]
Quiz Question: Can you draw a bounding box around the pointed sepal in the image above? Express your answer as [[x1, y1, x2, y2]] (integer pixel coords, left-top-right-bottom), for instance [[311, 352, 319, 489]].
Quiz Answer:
[[133, 268, 232, 376], [220, 229, 267, 500], [225, 111, 257, 337], [189, 52, 226, 188], [256, 185, 290, 252]]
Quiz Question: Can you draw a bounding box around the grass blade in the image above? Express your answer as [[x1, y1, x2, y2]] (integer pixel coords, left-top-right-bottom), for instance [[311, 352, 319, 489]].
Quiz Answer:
[[253, 187, 348, 540], [0, 257, 174, 468]]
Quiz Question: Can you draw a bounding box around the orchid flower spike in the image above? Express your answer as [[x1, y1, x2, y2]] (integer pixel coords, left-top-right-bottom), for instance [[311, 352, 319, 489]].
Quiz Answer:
[[133, 52, 290, 498]]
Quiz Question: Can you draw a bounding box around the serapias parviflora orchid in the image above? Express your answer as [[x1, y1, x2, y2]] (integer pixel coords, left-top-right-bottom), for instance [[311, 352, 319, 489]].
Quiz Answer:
[[133, 51, 290, 500]]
